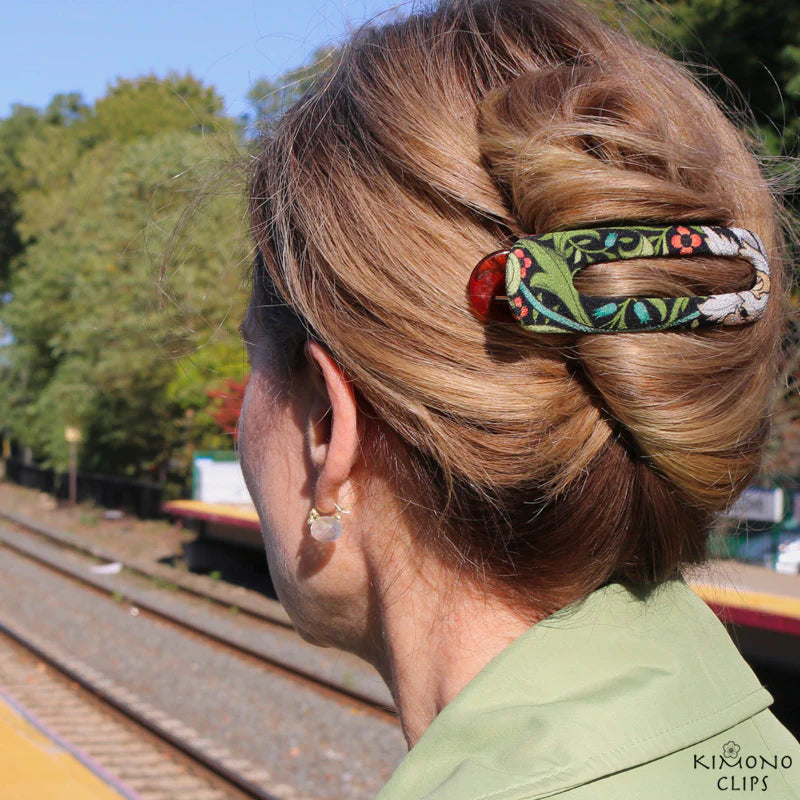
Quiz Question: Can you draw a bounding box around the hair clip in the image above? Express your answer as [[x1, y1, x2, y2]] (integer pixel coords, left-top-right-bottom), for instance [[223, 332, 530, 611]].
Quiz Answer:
[[468, 225, 770, 333]]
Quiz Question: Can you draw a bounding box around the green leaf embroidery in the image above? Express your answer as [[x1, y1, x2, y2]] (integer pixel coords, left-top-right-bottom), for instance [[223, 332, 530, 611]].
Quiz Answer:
[[616, 234, 655, 259], [523, 240, 594, 327], [666, 295, 691, 324], [605, 298, 633, 330], [649, 297, 668, 320]]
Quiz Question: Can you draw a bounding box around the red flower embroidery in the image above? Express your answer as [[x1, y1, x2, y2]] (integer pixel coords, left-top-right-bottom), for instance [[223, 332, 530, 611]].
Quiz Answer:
[[514, 296, 523, 307], [670, 226, 702, 255], [520, 307, 529, 317]]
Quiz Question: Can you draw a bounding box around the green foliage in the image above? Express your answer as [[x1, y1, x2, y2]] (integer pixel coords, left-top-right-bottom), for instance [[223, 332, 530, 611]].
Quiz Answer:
[[598, 0, 800, 157], [43, 93, 90, 127], [0, 188, 22, 291], [0, 104, 46, 289], [0, 74, 249, 483], [89, 73, 227, 144], [0, 103, 46, 193], [0, 54, 339, 486]]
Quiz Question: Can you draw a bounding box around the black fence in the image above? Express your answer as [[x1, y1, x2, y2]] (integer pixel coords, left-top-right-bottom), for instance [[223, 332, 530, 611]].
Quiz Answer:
[[4, 457, 163, 519]]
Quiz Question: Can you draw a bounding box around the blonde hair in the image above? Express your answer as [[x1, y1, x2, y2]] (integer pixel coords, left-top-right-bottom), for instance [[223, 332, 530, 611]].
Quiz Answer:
[[248, 0, 786, 615]]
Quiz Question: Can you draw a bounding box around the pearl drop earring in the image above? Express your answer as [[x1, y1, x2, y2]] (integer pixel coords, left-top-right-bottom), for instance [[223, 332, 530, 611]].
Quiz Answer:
[[307, 502, 350, 542]]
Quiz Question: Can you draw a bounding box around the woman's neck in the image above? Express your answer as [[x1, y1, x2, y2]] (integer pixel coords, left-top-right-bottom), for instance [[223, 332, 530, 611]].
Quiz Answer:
[[368, 558, 538, 748]]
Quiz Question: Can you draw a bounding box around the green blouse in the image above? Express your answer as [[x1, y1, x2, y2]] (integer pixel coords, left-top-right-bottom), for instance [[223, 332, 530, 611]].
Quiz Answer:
[[376, 578, 800, 799]]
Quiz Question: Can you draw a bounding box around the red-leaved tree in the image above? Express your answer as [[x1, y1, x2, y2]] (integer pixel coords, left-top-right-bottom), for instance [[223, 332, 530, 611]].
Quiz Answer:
[[205, 374, 250, 442]]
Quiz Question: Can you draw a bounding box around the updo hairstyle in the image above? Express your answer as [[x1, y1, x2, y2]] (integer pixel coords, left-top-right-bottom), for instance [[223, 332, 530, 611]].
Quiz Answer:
[[248, 0, 786, 617]]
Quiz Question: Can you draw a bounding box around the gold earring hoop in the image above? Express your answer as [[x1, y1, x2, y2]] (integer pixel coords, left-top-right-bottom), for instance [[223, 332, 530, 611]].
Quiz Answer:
[[307, 502, 350, 542]]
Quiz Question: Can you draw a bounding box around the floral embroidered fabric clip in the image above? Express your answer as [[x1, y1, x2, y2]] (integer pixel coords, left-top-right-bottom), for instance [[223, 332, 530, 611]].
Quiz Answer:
[[468, 225, 770, 333]]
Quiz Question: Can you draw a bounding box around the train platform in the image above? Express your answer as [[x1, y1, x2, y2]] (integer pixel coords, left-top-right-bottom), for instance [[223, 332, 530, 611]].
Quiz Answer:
[[688, 558, 800, 636], [161, 499, 260, 531], [161, 499, 262, 552], [161, 498, 800, 626], [0, 688, 137, 800], [167, 496, 800, 636]]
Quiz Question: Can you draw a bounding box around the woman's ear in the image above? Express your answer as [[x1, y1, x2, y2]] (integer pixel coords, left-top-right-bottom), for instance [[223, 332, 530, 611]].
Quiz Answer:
[[304, 341, 359, 512]]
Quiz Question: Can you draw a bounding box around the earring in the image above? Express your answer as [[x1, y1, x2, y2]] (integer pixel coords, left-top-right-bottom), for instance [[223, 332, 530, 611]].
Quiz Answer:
[[307, 502, 350, 542]]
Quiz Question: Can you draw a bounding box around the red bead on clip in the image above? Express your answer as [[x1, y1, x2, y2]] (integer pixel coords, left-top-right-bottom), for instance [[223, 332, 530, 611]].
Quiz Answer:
[[468, 250, 512, 321]]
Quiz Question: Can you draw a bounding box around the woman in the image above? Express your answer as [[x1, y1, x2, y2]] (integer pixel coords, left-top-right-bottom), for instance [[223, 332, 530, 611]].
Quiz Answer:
[[238, 0, 800, 796]]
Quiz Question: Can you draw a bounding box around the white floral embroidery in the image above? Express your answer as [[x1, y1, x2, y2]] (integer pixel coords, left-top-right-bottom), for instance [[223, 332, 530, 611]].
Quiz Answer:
[[697, 290, 768, 325], [701, 226, 740, 257], [697, 226, 770, 325], [697, 293, 742, 323]]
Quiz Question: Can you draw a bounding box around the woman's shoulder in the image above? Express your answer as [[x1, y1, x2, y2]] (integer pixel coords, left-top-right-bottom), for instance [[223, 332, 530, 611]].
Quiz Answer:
[[557, 709, 799, 799], [376, 579, 800, 799]]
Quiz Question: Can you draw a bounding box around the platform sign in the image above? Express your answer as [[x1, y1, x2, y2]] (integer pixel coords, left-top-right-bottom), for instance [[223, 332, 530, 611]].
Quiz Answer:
[[724, 487, 784, 523], [192, 451, 253, 506]]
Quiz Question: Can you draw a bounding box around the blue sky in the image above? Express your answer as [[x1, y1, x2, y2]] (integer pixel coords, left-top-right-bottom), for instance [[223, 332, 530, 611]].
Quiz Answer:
[[3, 0, 406, 119]]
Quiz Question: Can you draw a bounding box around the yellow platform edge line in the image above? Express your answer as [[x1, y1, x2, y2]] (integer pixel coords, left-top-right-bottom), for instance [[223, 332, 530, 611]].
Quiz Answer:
[[0, 692, 128, 799], [689, 581, 800, 621], [163, 499, 259, 521]]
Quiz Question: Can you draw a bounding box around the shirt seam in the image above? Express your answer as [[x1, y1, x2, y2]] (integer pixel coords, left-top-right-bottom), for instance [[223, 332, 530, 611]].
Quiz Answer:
[[470, 686, 770, 800]]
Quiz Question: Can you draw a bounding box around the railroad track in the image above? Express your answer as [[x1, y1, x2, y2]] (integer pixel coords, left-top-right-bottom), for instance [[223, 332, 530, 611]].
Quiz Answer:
[[0, 510, 399, 798], [0, 508, 291, 626], [0, 623, 273, 800], [0, 509, 394, 718]]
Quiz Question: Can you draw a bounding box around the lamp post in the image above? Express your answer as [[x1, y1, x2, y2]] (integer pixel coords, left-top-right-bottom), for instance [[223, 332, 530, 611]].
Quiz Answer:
[[64, 427, 82, 505]]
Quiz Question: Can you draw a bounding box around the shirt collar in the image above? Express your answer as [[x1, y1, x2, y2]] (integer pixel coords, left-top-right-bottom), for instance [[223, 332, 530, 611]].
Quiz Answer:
[[376, 578, 773, 800]]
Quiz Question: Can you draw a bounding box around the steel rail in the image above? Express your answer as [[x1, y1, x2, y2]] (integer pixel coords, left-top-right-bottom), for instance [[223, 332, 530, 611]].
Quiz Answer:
[[0, 513, 397, 722], [0, 617, 281, 800]]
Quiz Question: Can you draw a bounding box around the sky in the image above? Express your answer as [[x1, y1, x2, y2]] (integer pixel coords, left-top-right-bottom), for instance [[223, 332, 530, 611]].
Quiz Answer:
[[2, 0, 406, 120]]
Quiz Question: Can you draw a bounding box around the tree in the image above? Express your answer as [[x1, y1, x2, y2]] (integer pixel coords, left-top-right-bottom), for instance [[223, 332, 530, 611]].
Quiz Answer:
[[0, 75, 249, 482], [0, 103, 47, 290], [87, 73, 226, 145], [43, 93, 90, 127], [603, 0, 800, 157], [205, 375, 249, 441]]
